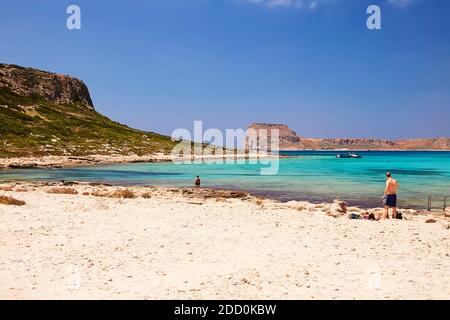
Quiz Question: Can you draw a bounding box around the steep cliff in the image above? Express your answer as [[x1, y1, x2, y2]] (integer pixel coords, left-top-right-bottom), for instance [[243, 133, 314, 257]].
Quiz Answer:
[[0, 63, 94, 110], [0, 63, 175, 157], [246, 123, 301, 147]]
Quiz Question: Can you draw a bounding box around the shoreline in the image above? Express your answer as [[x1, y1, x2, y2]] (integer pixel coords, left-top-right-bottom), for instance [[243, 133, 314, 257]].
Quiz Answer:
[[280, 149, 450, 152], [0, 180, 447, 220], [0, 178, 427, 210], [1, 181, 449, 299], [0, 153, 277, 170], [1, 149, 449, 169]]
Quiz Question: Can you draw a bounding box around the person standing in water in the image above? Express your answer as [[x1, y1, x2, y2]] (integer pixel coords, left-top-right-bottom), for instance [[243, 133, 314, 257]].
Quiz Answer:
[[195, 175, 201, 187], [382, 172, 399, 219]]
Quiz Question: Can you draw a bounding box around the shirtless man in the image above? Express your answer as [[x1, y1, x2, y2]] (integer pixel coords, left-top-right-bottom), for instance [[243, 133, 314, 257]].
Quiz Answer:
[[382, 172, 399, 219]]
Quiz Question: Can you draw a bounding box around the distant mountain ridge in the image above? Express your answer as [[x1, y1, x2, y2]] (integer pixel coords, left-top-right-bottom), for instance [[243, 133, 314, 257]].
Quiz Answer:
[[0, 63, 176, 157], [247, 123, 450, 150]]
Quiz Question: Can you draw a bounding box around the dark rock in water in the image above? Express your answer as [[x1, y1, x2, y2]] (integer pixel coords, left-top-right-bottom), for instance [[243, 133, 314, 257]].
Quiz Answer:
[[62, 181, 79, 186], [88, 182, 113, 187], [68, 157, 99, 162], [179, 188, 250, 200], [9, 163, 38, 169]]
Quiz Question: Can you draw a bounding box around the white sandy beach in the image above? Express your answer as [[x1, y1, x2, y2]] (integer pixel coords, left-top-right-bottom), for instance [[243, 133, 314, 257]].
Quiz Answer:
[[0, 183, 449, 300]]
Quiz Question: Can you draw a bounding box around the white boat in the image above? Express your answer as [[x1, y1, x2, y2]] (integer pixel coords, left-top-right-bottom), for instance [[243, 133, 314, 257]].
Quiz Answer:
[[336, 153, 362, 159]]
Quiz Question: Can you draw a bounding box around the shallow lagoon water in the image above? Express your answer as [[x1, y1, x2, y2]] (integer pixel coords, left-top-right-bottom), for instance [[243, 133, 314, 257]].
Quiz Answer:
[[2, 151, 450, 209]]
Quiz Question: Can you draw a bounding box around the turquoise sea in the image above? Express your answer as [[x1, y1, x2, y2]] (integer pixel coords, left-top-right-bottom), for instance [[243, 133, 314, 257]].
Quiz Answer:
[[1, 151, 450, 209]]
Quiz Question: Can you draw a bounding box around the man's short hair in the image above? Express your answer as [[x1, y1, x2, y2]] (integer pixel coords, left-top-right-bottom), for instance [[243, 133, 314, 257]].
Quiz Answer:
[[386, 172, 392, 178]]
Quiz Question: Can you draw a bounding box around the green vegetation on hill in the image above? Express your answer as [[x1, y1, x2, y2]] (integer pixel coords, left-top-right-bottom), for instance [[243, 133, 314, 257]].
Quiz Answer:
[[0, 87, 176, 157]]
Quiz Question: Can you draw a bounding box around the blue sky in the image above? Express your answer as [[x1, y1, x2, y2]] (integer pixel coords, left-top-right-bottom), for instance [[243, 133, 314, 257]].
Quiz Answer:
[[0, 0, 449, 139]]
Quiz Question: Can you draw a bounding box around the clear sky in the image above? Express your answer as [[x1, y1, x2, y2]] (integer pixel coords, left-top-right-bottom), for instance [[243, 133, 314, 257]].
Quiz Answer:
[[1, 0, 449, 139]]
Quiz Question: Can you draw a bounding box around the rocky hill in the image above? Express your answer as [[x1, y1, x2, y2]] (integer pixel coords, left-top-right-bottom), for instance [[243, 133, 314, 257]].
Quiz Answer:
[[246, 123, 450, 150], [0, 63, 176, 157], [245, 123, 301, 148], [0, 64, 94, 110]]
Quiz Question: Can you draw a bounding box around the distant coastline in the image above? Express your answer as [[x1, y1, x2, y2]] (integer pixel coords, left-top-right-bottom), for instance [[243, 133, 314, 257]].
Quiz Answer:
[[0, 153, 276, 170], [1, 149, 450, 170], [247, 123, 450, 151], [278, 149, 450, 152]]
